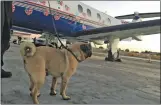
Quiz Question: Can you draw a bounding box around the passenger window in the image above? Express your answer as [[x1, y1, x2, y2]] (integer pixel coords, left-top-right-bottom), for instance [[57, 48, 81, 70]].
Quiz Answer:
[[107, 18, 111, 24], [65, 5, 70, 11], [78, 4, 83, 13], [87, 9, 91, 17], [97, 13, 101, 20]]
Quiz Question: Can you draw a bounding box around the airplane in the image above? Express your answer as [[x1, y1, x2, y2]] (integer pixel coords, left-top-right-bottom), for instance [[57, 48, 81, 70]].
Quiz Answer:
[[11, 0, 160, 62]]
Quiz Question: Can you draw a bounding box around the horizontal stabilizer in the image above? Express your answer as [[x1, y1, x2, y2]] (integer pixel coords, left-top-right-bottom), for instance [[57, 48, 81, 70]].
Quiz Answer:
[[115, 12, 160, 19]]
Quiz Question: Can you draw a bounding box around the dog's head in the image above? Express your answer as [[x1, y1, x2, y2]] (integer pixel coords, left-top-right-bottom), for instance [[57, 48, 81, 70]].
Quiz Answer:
[[80, 43, 92, 58], [69, 42, 92, 61]]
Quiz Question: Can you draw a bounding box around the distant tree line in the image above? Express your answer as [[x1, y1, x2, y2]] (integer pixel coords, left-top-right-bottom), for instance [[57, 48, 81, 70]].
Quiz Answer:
[[119, 48, 160, 56]]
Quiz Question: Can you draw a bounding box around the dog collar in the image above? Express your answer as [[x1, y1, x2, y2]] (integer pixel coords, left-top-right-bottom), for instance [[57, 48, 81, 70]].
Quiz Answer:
[[66, 48, 82, 63]]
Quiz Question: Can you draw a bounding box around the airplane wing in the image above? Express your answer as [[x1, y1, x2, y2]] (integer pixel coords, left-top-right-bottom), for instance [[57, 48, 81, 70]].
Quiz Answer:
[[12, 26, 42, 34], [115, 12, 160, 19], [71, 19, 160, 41]]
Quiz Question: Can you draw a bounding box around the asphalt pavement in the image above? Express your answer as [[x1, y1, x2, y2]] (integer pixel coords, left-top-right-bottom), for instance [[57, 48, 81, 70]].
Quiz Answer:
[[1, 43, 160, 104]]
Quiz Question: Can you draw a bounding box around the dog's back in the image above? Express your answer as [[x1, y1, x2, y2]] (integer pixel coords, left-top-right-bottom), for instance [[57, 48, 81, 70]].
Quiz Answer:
[[20, 42, 69, 77]]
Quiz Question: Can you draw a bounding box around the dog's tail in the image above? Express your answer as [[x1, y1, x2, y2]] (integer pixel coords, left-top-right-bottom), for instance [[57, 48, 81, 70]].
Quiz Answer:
[[20, 42, 36, 57]]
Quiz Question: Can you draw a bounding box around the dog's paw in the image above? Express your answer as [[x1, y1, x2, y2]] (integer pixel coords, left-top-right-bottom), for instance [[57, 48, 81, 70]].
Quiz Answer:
[[62, 96, 71, 100], [30, 93, 41, 97], [50, 91, 57, 96]]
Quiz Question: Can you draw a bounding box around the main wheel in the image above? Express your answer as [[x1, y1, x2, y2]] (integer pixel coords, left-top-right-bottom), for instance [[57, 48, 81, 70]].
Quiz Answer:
[[113, 50, 122, 62], [113, 52, 119, 61]]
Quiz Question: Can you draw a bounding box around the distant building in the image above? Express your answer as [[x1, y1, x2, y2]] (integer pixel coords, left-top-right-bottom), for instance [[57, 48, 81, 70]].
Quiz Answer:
[[10, 31, 41, 42]]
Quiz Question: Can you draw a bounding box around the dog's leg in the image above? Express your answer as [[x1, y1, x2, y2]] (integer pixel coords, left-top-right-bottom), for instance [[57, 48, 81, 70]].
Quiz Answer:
[[30, 86, 41, 97], [31, 73, 45, 104], [31, 79, 45, 104], [50, 77, 57, 96], [32, 83, 42, 104], [29, 75, 34, 91], [30, 85, 36, 100], [29, 76, 41, 97], [60, 76, 71, 100]]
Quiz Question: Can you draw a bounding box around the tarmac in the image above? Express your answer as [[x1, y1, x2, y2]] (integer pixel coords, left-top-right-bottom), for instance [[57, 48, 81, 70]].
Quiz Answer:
[[1, 43, 160, 104]]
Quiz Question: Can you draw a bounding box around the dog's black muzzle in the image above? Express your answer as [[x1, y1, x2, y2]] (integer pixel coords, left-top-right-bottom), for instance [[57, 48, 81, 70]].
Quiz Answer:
[[80, 43, 92, 58], [87, 51, 92, 58]]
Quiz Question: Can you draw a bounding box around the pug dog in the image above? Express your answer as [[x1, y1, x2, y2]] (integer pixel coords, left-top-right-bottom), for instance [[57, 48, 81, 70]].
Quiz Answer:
[[20, 41, 92, 104]]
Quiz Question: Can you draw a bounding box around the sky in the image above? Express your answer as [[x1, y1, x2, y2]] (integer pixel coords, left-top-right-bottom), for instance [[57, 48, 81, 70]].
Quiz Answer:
[[81, 1, 160, 52]]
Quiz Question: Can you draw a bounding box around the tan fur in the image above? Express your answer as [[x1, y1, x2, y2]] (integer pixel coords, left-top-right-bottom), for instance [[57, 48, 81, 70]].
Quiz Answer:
[[20, 42, 92, 104]]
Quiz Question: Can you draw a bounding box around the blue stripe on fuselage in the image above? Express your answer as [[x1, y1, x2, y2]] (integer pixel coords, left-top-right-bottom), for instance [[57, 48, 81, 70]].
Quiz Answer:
[[12, 6, 95, 37]]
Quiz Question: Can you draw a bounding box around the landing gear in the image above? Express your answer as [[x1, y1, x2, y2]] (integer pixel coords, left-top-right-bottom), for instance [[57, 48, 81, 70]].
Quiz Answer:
[[104, 38, 122, 62], [105, 49, 114, 61], [105, 49, 122, 62], [114, 50, 122, 62]]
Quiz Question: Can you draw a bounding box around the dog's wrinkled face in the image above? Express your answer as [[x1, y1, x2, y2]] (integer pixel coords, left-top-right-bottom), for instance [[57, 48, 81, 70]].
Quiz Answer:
[[80, 43, 92, 59], [69, 42, 92, 62]]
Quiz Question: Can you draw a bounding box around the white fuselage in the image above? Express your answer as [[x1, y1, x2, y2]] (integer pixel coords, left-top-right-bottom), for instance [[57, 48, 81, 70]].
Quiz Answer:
[[28, 0, 122, 28], [12, 1, 130, 47]]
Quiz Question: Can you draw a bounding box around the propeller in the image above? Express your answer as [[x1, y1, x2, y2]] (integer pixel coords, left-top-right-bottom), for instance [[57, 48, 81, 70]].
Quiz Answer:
[[115, 12, 160, 19]]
